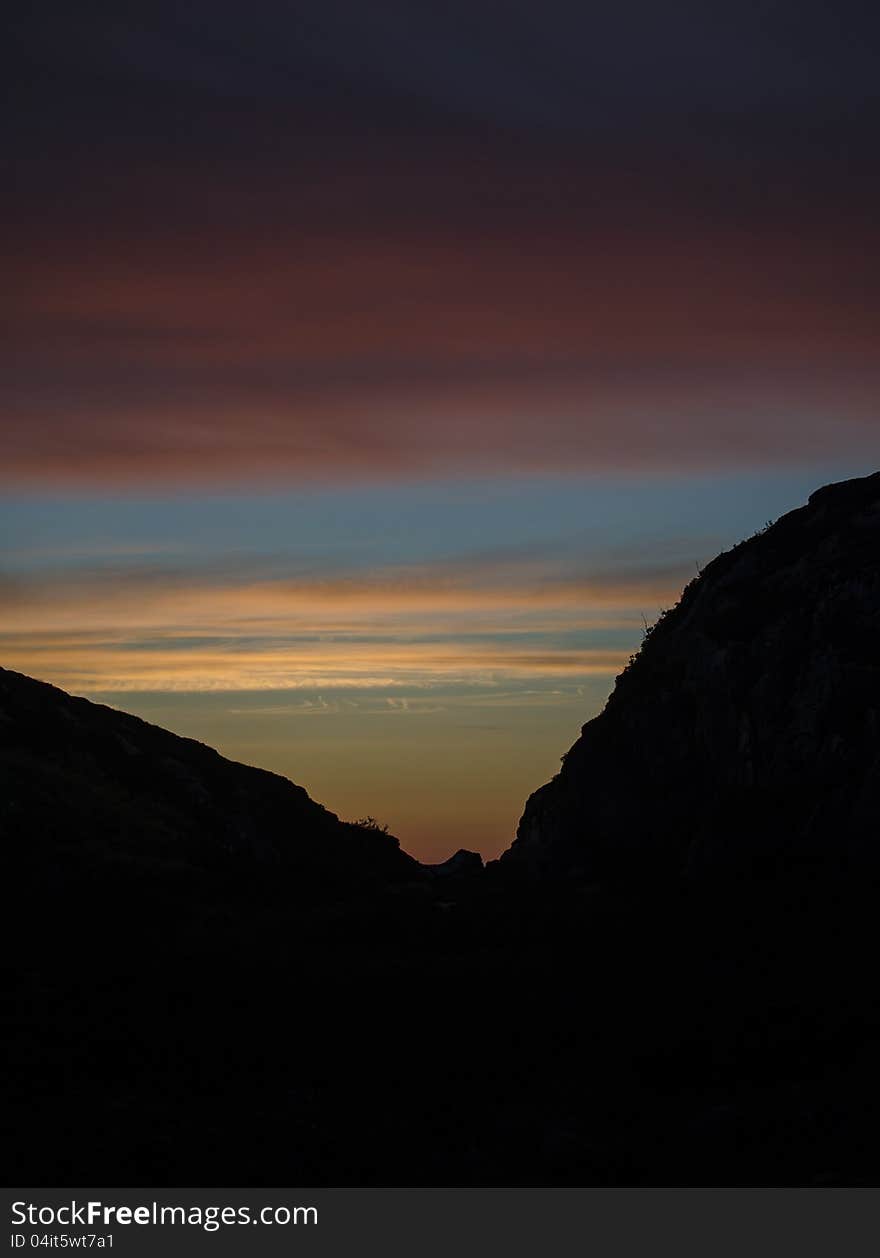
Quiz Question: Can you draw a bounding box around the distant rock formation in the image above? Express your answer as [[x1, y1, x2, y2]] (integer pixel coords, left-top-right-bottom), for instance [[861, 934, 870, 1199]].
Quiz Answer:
[[0, 667, 419, 888], [503, 471, 880, 881], [424, 848, 484, 878]]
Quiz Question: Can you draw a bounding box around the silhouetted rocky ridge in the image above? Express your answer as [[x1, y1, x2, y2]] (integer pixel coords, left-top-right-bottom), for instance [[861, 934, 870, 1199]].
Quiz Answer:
[[0, 666, 418, 890], [504, 470, 880, 881]]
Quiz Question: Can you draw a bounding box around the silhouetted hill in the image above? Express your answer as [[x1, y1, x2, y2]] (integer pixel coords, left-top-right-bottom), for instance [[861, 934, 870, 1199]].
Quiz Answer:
[[0, 666, 418, 890], [505, 470, 880, 881]]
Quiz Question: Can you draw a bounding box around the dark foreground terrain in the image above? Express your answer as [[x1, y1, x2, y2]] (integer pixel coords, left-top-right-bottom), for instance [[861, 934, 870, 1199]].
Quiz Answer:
[[4, 472, 880, 1185]]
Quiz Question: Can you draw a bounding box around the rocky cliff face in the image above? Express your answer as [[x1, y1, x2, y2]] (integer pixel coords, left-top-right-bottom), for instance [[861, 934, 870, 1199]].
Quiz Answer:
[[504, 471, 880, 880], [0, 666, 418, 888]]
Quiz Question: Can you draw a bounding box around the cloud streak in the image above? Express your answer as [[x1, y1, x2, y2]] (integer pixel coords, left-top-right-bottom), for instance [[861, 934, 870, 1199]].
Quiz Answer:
[[6, 206, 878, 487], [0, 545, 680, 691]]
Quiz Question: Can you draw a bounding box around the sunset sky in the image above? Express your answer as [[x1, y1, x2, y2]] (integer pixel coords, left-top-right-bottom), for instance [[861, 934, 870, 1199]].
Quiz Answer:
[[4, 2, 879, 859]]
